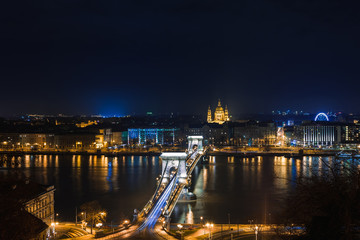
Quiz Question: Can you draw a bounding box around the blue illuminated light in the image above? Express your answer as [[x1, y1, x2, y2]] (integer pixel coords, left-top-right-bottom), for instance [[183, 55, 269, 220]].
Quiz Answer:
[[314, 112, 329, 121]]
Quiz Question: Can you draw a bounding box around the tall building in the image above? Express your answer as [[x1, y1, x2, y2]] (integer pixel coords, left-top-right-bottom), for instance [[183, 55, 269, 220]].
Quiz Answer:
[[207, 99, 230, 124]]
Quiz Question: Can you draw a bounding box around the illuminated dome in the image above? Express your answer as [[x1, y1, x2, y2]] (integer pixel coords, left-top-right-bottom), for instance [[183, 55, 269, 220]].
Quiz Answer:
[[207, 99, 230, 124], [215, 105, 224, 112]]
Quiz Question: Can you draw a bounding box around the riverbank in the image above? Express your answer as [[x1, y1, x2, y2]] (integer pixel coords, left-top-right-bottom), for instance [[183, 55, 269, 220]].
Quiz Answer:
[[0, 147, 342, 157]]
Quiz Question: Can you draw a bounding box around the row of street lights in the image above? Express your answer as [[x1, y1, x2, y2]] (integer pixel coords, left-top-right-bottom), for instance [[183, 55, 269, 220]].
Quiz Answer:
[[168, 215, 260, 240], [199, 216, 214, 239]]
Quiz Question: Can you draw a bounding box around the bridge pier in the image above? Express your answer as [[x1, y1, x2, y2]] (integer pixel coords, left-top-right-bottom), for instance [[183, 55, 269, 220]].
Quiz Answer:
[[160, 152, 188, 184], [187, 136, 203, 153]]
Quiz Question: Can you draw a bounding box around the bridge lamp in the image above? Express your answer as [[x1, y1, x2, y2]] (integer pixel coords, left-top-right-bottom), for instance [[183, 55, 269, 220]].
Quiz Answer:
[[177, 224, 184, 239], [162, 220, 166, 229], [124, 220, 129, 229]]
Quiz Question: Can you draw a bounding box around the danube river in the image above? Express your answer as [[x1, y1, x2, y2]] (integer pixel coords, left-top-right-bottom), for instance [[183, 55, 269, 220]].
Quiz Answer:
[[0, 154, 330, 224]]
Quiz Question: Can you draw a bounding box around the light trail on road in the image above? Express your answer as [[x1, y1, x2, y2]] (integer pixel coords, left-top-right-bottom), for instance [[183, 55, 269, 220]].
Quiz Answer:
[[137, 175, 176, 231]]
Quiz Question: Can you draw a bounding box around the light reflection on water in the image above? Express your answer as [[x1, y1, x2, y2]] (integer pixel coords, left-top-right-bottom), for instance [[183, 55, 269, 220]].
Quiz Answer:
[[0, 154, 341, 224], [172, 155, 340, 224]]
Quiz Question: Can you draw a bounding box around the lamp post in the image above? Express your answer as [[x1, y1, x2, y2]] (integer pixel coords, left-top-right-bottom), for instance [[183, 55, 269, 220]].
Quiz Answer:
[[206, 223, 213, 240], [51, 222, 58, 237], [177, 224, 183, 240], [228, 213, 231, 230], [200, 217, 205, 235], [81, 212, 87, 231], [255, 225, 258, 240], [51, 222, 55, 236], [124, 219, 129, 229]]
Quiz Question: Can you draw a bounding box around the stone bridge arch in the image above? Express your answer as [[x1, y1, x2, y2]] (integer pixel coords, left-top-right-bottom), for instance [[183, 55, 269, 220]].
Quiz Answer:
[[187, 136, 203, 153], [160, 152, 187, 183]]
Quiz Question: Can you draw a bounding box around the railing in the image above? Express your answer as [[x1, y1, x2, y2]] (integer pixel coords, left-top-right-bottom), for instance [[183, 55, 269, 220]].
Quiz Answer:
[[138, 161, 180, 219]]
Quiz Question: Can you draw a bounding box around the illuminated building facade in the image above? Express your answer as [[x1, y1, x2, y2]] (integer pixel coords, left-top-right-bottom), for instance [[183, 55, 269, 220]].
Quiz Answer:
[[1, 179, 56, 239], [19, 133, 54, 149], [302, 113, 341, 147], [207, 99, 230, 124], [76, 120, 98, 128], [303, 124, 340, 146], [127, 128, 177, 145], [54, 133, 96, 149], [24, 184, 55, 227]]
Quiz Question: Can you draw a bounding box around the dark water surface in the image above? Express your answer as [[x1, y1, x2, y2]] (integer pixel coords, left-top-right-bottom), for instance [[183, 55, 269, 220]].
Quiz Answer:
[[0, 154, 330, 224]]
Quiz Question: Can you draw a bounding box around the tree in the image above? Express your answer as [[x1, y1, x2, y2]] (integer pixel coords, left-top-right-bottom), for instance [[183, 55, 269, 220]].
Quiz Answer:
[[278, 157, 360, 240], [80, 201, 107, 234]]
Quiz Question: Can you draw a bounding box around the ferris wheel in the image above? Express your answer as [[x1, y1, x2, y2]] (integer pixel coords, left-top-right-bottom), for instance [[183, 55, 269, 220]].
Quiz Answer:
[[314, 112, 329, 121]]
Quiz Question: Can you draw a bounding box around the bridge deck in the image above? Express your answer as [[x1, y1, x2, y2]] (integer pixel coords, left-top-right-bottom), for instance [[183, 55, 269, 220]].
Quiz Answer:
[[138, 147, 207, 231]]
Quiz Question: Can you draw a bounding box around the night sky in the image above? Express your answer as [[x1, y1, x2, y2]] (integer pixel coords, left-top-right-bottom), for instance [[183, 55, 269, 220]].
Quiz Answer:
[[1, 0, 360, 116]]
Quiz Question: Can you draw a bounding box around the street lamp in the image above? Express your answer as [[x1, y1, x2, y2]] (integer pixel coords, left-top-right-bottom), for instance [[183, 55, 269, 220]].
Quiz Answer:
[[177, 224, 183, 240], [81, 212, 87, 231], [124, 219, 129, 229], [51, 222, 56, 237], [255, 225, 258, 240], [206, 223, 213, 239]]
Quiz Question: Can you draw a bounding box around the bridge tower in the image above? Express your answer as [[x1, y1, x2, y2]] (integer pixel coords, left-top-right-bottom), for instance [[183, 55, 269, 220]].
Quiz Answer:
[[187, 136, 203, 153], [160, 152, 188, 184]]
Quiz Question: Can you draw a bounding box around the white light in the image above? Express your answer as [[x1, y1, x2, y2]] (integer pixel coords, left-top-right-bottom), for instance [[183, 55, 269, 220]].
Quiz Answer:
[[160, 152, 187, 157]]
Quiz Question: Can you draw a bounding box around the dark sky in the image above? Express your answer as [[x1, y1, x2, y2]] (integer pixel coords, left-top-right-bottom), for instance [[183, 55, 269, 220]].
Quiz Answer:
[[1, 0, 360, 116]]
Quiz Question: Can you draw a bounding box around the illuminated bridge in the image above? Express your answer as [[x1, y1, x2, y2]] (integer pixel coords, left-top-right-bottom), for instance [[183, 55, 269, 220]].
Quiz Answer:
[[137, 136, 206, 231], [99, 136, 207, 239]]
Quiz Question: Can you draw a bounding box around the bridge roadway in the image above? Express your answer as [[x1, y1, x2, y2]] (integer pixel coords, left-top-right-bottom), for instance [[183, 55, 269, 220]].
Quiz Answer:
[[162, 149, 205, 217], [100, 148, 207, 239]]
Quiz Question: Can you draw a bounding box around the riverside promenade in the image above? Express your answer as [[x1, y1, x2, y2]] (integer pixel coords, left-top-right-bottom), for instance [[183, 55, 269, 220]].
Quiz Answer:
[[0, 146, 340, 157]]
